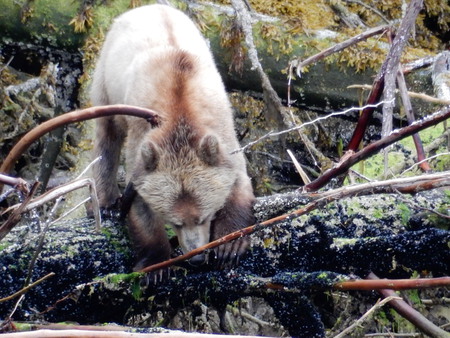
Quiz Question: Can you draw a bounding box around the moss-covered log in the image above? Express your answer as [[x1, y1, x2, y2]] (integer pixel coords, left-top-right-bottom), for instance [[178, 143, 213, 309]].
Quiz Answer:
[[1, 189, 449, 336], [0, 0, 438, 113], [0, 0, 85, 50]]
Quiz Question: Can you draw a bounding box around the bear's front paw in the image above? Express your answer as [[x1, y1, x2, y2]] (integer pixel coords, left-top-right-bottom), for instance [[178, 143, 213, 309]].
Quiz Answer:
[[213, 237, 249, 269], [99, 196, 123, 219], [85, 196, 121, 219], [141, 268, 175, 286]]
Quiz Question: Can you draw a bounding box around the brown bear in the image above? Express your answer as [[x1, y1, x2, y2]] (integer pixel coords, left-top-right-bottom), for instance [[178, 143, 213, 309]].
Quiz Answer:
[[90, 4, 255, 270]]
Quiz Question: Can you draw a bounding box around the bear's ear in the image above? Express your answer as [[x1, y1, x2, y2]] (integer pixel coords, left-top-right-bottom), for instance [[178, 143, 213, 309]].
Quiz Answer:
[[198, 134, 221, 166], [140, 141, 159, 172]]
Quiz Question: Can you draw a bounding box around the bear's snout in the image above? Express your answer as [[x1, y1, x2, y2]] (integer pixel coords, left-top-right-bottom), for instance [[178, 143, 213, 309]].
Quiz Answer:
[[188, 253, 207, 266]]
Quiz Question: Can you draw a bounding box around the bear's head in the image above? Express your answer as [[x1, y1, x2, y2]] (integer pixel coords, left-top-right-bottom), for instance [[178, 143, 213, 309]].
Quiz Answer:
[[133, 132, 237, 265]]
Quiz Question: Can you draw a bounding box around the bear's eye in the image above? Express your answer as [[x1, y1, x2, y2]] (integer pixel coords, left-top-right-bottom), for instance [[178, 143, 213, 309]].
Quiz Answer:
[[172, 222, 183, 229], [198, 216, 212, 226]]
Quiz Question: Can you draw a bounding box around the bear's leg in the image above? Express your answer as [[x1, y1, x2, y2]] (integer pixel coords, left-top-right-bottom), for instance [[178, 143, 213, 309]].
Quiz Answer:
[[93, 116, 126, 207], [211, 179, 255, 267], [128, 194, 172, 271]]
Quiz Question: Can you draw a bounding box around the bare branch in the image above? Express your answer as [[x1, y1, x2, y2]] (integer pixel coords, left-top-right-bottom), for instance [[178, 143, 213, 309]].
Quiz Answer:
[[2, 178, 96, 216], [348, 84, 450, 105], [0, 273, 55, 303], [381, 0, 423, 138], [347, 0, 423, 152], [333, 296, 402, 338], [291, 24, 390, 74], [233, 101, 388, 154], [367, 272, 450, 338], [0, 174, 29, 193], [0, 105, 160, 177], [305, 105, 450, 192], [0, 329, 266, 338], [334, 276, 450, 291], [0, 182, 40, 241], [396, 69, 430, 171], [306, 171, 450, 199]]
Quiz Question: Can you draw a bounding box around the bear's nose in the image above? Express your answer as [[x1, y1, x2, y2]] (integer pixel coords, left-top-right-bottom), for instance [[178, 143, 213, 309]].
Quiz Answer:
[[188, 253, 206, 266]]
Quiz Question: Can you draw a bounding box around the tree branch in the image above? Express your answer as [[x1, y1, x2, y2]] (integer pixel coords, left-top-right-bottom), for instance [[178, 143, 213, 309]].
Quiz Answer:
[[0, 273, 55, 303], [305, 105, 450, 192], [0, 105, 160, 177], [347, 0, 423, 151], [367, 272, 450, 338], [291, 24, 390, 73]]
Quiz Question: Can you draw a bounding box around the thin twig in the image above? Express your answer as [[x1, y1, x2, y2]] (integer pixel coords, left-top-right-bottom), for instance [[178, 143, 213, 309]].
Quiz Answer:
[[392, 189, 450, 220], [348, 84, 450, 105], [75, 156, 101, 180], [233, 101, 389, 154], [227, 305, 275, 327], [364, 333, 420, 337], [0, 273, 55, 303], [0, 56, 14, 72], [24, 194, 65, 286], [291, 24, 390, 75], [333, 296, 402, 338], [343, 0, 390, 24], [401, 152, 450, 175], [49, 197, 92, 225], [74, 156, 102, 229], [367, 272, 450, 338], [287, 149, 311, 184], [396, 69, 431, 172]]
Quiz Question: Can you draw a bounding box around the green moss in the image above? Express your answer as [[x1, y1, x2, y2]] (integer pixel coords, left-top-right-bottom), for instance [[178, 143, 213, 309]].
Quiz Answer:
[[426, 198, 450, 230], [317, 272, 329, 279], [372, 208, 384, 219], [405, 289, 422, 306], [397, 203, 411, 226], [0, 242, 11, 251], [100, 272, 144, 300], [11, 322, 34, 331], [0, 0, 85, 50], [352, 122, 448, 180], [104, 272, 141, 284]]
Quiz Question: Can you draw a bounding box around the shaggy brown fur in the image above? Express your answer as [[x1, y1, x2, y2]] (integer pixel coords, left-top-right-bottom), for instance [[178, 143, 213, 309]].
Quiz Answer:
[[90, 4, 255, 270]]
